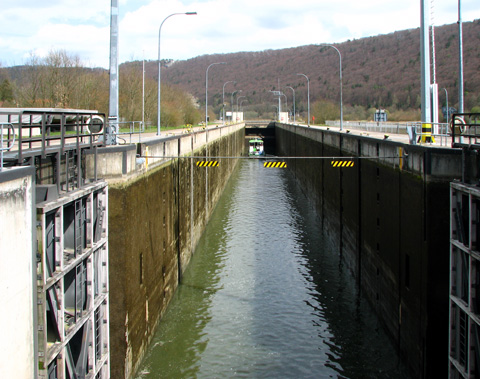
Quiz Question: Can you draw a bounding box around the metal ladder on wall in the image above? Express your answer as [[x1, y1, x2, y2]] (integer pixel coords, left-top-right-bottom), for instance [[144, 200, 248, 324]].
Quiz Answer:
[[95, 199, 105, 242], [74, 199, 84, 257], [65, 150, 78, 192]]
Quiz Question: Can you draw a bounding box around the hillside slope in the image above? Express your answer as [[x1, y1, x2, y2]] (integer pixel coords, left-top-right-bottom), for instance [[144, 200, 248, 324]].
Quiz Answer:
[[143, 20, 479, 114]]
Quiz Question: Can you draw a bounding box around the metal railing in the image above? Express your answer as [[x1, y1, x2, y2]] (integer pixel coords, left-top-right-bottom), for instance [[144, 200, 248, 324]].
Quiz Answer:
[[325, 120, 453, 146], [409, 122, 451, 146], [325, 120, 412, 134], [0, 109, 106, 163], [110, 121, 147, 144], [0, 109, 106, 191], [451, 113, 480, 148], [0, 123, 15, 170]]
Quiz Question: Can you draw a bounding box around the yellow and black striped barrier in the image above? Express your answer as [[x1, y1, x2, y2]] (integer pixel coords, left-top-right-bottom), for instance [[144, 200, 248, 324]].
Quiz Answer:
[[264, 161, 287, 168], [196, 161, 219, 167], [331, 160, 355, 168]]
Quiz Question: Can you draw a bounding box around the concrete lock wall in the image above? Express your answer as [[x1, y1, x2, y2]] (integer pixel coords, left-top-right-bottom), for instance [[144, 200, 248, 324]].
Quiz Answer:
[[105, 125, 245, 378], [275, 123, 462, 378], [0, 167, 37, 378]]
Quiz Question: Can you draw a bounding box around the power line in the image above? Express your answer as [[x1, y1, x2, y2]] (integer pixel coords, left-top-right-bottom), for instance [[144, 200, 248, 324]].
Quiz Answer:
[[139, 155, 401, 160]]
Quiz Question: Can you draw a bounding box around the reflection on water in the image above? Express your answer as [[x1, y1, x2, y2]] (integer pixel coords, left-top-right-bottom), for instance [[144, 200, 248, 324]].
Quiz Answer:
[[136, 159, 409, 378]]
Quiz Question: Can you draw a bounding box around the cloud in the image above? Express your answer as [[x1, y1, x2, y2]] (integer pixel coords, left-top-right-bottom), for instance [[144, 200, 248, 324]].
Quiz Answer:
[[0, 0, 478, 68]]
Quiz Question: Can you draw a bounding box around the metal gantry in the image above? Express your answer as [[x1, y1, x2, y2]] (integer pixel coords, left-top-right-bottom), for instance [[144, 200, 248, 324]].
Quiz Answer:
[[37, 182, 110, 378], [0, 109, 106, 190], [0, 108, 110, 378]]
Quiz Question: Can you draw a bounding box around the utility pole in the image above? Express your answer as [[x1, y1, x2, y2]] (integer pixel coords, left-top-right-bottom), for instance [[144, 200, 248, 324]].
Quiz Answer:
[[458, 0, 464, 113], [420, 0, 431, 125], [108, 0, 119, 145]]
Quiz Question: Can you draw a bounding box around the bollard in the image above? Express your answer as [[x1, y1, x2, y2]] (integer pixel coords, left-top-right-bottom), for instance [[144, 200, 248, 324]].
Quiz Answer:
[[418, 123, 435, 143]]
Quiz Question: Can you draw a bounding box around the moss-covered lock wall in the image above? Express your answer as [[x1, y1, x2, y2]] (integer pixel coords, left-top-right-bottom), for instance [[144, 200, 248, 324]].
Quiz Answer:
[[108, 127, 245, 378], [275, 123, 460, 378]]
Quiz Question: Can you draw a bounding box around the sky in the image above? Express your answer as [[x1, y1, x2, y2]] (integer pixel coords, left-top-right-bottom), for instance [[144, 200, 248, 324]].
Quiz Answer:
[[0, 0, 478, 69]]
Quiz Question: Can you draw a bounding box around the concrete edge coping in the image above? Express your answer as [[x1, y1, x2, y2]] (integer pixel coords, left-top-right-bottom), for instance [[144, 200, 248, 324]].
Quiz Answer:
[[0, 166, 35, 184]]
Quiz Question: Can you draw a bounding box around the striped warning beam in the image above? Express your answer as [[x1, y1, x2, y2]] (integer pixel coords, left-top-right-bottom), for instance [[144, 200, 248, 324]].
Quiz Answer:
[[331, 160, 355, 168], [264, 161, 287, 168], [196, 161, 219, 167]]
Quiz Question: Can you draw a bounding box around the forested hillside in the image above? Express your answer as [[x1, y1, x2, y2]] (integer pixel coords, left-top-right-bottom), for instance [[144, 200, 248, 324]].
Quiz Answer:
[[148, 19, 480, 121]]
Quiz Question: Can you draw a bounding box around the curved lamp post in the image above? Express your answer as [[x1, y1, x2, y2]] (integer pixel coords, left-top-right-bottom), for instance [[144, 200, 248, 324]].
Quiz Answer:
[[286, 86, 295, 124], [297, 73, 310, 126], [320, 45, 343, 131], [240, 99, 247, 112], [157, 11, 197, 135], [231, 90, 242, 120], [206, 62, 227, 128], [236, 95, 246, 112], [222, 81, 236, 124], [281, 93, 288, 116]]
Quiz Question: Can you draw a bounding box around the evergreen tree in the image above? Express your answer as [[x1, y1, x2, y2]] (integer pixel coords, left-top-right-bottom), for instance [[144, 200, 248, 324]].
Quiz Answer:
[[0, 78, 14, 104]]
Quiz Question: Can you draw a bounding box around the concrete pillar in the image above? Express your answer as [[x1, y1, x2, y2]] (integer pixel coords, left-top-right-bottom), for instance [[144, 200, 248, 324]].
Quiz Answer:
[[0, 167, 37, 378]]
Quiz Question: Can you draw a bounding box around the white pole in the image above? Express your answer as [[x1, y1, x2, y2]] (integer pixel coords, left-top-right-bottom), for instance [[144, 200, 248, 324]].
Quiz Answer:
[[458, 0, 464, 113], [205, 62, 227, 128], [142, 53, 145, 131], [157, 12, 197, 136], [297, 73, 310, 126], [420, 0, 431, 124], [286, 86, 295, 124], [108, 0, 119, 145]]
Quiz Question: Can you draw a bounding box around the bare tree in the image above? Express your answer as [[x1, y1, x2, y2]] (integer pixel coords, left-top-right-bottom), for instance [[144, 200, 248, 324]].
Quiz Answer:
[[43, 49, 83, 108], [16, 52, 44, 106], [119, 63, 142, 122]]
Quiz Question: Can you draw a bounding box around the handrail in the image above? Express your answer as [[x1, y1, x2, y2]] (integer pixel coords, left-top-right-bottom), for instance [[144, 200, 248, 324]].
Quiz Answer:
[[0, 109, 106, 191], [451, 113, 480, 148], [0, 123, 15, 171], [0, 109, 106, 161]]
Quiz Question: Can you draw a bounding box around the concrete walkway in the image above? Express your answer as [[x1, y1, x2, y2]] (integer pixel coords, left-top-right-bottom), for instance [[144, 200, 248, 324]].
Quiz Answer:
[[305, 123, 453, 148], [122, 122, 455, 149]]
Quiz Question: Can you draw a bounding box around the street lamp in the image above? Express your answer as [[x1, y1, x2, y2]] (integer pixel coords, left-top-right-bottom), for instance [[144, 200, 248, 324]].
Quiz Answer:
[[236, 95, 246, 112], [270, 90, 283, 121], [297, 73, 310, 126], [157, 11, 197, 135], [222, 81, 236, 124], [231, 90, 242, 121], [320, 44, 343, 131], [240, 99, 247, 112], [205, 62, 227, 128], [281, 93, 288, 116], [286, 86, 295, 124]]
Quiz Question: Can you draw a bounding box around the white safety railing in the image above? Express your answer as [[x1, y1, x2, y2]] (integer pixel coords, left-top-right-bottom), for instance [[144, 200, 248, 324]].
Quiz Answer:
[[109, 121, 147, 144], [326, 120, 451, 146], [409, 122, 451, 146]]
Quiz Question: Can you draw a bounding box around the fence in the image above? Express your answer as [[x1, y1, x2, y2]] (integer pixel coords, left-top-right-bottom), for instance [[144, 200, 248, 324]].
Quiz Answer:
[[325, 120, 451, 146]]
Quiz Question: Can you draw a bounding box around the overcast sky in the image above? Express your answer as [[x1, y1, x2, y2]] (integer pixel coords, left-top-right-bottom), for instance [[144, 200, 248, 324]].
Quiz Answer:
[[1, 0, 477, 68]]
